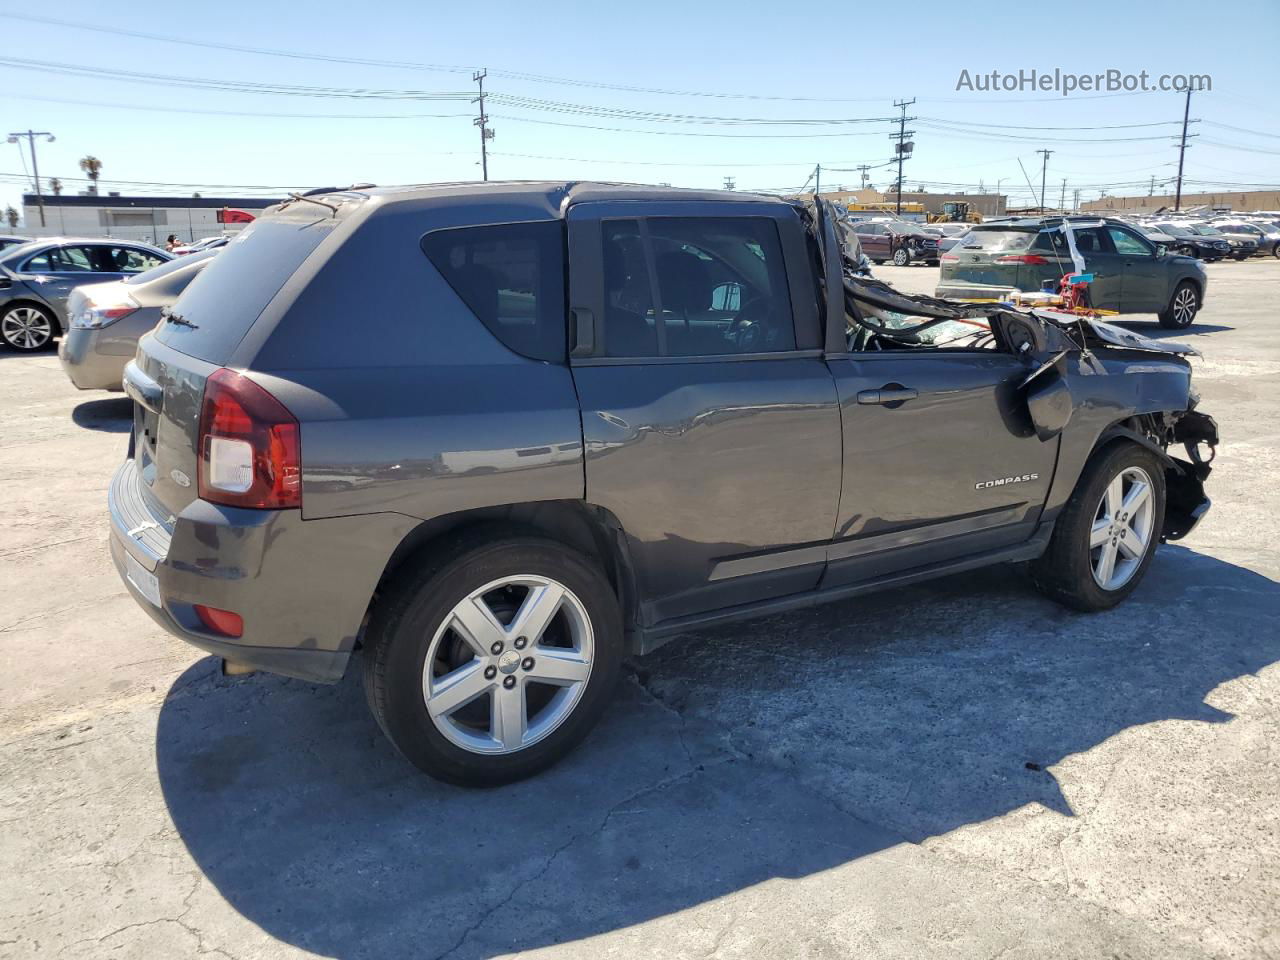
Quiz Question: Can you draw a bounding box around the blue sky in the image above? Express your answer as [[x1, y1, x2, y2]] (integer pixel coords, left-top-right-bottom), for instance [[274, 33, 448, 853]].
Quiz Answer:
[[2, 0, 1277, 219]]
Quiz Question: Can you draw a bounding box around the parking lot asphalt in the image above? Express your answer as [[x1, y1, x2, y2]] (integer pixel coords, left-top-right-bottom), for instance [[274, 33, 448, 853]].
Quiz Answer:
[[2, 259, 1277, 960]]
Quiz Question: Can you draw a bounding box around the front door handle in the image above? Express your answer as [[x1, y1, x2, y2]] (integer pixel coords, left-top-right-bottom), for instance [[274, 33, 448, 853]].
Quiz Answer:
[[857, 385, 918, 407]]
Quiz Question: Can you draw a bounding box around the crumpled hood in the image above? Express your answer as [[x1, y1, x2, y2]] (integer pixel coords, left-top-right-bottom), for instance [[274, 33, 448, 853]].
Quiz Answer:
[[1035, 310, 1200, 357]]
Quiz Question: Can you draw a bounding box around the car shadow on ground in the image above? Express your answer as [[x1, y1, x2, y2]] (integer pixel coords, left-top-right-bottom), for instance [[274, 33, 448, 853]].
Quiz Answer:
[[155, 546, 1280, 959], [70, 396, 132, 432]]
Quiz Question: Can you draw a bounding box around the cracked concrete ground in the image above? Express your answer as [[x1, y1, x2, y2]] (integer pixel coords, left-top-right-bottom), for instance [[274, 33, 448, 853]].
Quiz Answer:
[[2, 260, 1278, 960]]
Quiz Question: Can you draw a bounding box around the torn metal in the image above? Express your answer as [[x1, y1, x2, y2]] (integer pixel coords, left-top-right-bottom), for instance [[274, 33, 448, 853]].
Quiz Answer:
[[794, 195, 1220, 540]]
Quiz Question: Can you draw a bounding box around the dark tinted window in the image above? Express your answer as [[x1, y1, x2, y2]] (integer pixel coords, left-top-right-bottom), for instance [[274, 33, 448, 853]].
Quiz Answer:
[[421, 221, 566, 363], [601, 220, 657, 357], [600, 217, 795, 359], [154, 218, 335, 363], [1072, 227, 1112, 255]]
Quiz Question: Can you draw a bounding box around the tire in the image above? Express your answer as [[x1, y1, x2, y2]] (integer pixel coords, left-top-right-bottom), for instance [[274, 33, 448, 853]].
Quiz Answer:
[[872, 259, 885, 266], [0, 302, 57, 351], [892, 248, 911, 267], [927, 259, 940, 267], [1030, 443, 1165, 612], [1272, 245, 1280, 259], [1158, 281, 1199, 329], [363, 533, 623, 786]]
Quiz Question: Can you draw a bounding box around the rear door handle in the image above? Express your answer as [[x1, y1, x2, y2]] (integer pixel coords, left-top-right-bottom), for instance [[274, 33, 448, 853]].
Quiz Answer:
[[857, 385, 918, 406]]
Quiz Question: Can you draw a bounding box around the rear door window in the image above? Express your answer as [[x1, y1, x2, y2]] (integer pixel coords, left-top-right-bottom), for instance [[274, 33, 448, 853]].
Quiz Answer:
[[154, 219, 333, 363], [421, 221, 566, 363], [23, 245, 95, 272], [598, 216, 795, 358]]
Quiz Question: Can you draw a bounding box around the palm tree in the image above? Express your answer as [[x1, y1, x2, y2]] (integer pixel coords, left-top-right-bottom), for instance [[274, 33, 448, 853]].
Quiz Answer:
[[4, 206, 18, 232], [79, 156, 103, 195], [49, 177, 62, 196]]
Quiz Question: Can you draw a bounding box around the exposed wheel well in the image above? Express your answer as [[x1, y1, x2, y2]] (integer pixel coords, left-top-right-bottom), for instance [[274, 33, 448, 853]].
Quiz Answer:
[[367, 501, 638, 638]]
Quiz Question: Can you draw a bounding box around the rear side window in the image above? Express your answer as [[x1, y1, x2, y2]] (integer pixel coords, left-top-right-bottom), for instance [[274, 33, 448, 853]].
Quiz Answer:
[[599, 216, 795, 359], [421, 221, 566, 363], [154, 219, 333, 363]]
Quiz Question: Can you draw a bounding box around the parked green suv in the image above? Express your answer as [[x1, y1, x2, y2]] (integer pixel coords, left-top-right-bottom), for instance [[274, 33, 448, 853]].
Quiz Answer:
[[937, 217, 1208, 329]]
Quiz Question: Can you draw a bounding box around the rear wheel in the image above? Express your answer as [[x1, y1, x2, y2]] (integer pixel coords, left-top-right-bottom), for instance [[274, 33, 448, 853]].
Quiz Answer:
[[0, 303, 56, 351], [363, 534, 623, 786], [1158, 281, 1199, 329], [1030, 443, 1165, 611]]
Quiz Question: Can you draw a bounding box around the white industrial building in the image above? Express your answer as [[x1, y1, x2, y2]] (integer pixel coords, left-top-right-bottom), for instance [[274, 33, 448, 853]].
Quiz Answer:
[[16, 193, 282, 244]]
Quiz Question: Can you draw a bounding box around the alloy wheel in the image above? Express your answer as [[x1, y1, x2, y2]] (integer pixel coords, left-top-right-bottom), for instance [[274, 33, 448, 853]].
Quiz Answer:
[[1, 306, 53, 349], [1089, 466, 1156, 591], [422, 575, 594, 755], [1171, 286, 1197, 327]]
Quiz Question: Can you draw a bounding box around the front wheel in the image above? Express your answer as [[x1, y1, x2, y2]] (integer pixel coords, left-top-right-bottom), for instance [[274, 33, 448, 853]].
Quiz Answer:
[[892, 248, 911, 267], [1030, 443, 1165, 611], [363, 534, 623, 786], [1158, 281, 1199, 329], [1, 303, 57, 351]]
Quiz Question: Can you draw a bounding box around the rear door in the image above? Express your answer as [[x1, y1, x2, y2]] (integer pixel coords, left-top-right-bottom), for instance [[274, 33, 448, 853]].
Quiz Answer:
[[17, 244, 101, 319], [856, 223, 889, 259], [567, 200, 843, 625]]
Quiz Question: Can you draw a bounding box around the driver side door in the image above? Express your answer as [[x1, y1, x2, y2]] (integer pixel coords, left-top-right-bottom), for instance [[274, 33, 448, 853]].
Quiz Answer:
[[824, 343, 1060, 586]]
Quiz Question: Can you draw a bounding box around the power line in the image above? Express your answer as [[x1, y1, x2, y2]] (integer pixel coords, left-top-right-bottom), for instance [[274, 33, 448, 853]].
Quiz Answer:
[[0, 13, 886, 103]]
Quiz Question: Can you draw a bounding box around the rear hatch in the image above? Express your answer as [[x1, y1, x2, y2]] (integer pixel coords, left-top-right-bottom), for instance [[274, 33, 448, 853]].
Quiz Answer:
[[124, 213, 339, 522], [941, 226, 1067, 291]]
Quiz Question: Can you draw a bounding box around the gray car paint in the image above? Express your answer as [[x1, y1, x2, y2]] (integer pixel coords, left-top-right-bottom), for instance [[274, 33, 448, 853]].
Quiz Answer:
[[0, 238, 172, 336], [109, 182, 1211, 684], [60, 253, 215, 390]]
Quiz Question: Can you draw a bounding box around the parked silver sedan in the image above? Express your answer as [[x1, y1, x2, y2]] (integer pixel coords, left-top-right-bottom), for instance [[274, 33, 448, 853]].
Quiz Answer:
[[0, 238, 170, 350], [59, 251, 216, 390]]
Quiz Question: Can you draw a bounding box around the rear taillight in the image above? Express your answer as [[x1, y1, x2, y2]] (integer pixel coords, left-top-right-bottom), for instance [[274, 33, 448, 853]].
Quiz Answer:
[[72, 295, 139, 329], [941, 253, 959, 261], [198, 368, 301, 509], [994, 254, 1050, 265]]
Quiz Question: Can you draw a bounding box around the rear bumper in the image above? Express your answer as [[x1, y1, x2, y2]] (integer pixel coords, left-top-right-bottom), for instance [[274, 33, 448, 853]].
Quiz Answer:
[[59, 330, 128, 391], [108, 458, 415, 683]]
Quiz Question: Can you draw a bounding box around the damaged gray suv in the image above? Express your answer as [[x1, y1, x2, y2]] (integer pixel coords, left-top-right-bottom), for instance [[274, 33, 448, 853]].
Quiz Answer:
[[110, 184, 1218, 786]]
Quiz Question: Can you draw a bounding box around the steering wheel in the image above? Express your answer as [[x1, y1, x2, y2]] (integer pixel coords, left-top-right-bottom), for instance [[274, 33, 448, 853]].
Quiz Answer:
[[727, 297, 772, 353]]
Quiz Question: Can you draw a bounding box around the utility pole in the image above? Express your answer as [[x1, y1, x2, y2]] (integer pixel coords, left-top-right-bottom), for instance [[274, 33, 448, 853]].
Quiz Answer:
[[1073, 188, 1081, 214], [1148, 175, 1156, 197], [1173, 81, 1200, 211], [1059, 179, 1067, 213], [1035, 149, 1053, 213], [6, 130, 55, 228], [814, 164, 821, 195], [890, 98, 916, 215], [856, 164, 871, 190], [472, 69, 494, 182], [723, 176, 735, 191]]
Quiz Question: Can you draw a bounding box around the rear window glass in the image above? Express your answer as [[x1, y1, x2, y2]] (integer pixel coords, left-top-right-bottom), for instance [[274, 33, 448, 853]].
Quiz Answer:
[[958, 229, 1038, 253], [154, 219, 332, 363], [123, 250, 213, 285], [420, 221, 566, 363]]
